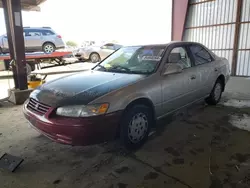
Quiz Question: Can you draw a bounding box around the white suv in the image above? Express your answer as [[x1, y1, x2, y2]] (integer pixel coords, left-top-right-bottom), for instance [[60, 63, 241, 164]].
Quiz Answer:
[[0, 27, 65, 54]]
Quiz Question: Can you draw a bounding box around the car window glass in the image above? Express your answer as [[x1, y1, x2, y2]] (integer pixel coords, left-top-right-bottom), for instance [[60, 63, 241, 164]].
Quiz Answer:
[[42, 30, 55, 36], [168, 47, 191, 69], [94, 46, 165, 74], [189, 45, 212, 65], [114, 45, 122, 50], [25, 30, 41, 37], [102, 44, 115, 50]]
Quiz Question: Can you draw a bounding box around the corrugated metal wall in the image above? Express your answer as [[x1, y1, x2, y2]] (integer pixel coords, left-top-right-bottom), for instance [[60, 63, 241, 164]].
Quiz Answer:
[[237, 0, 250, 76], [183, 0, 250, 76]]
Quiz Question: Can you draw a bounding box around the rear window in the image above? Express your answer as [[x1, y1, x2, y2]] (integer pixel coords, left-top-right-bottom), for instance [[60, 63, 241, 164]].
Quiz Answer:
[[189, 45, 213, 65], [41, 30, 55, 36]]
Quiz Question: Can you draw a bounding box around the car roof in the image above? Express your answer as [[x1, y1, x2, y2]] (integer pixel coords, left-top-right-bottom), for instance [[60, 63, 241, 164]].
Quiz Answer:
[[23, 27, 53, 30], [126, 41, 204, 48]]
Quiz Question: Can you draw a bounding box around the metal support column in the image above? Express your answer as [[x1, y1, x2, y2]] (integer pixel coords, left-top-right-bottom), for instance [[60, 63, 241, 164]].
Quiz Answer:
[[2, 0, 27, 90], [2, 0, 18, 88], [232, 0, 243, 76], [171, 0, 189, 41]]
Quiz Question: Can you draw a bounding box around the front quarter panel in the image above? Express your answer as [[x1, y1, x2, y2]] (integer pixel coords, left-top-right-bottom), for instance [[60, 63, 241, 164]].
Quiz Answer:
[[89, 73, 162, 117]]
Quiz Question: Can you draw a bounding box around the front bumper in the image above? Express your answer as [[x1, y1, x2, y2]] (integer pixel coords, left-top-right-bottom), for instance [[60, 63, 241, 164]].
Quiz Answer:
[[23, 102, 122, 146]]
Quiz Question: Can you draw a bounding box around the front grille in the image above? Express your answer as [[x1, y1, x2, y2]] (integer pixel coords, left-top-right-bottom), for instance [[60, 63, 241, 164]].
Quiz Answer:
[[27, 98, 51, 115]]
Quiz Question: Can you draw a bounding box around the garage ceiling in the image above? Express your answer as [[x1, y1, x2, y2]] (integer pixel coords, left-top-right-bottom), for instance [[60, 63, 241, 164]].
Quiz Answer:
[[0, 0, 47, 11]]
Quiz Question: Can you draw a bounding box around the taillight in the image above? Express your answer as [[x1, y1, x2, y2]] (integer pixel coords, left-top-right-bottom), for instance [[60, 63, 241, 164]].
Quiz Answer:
[[57, 35, 62, 38]]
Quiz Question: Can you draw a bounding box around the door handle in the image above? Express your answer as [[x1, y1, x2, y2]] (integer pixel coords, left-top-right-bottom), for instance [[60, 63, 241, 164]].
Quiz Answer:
[[190, 75, 196, 80]]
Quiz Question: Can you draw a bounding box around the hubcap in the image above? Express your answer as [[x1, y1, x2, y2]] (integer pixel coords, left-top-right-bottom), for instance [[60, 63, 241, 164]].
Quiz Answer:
[[91, 54, 99, 62], [214, 83, 222, 101], [128, 113, 148, 143], [44, 44, 54, 53]]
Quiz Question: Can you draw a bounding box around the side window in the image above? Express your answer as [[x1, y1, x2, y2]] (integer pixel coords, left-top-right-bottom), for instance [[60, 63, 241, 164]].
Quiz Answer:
[[114, 44, 122, 50], [168, 47, 191, 69], [189, 45, 213, 65], [25, 29, 41, 37], [102, 43, 115, 50], [42, 30, 55, 36]]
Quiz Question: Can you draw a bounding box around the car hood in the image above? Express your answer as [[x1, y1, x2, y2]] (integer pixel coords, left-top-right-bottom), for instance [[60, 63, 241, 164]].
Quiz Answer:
[[30, 70, 146, 107]]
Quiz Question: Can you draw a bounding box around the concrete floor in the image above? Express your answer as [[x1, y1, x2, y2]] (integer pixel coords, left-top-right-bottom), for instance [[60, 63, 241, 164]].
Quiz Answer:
[[0, 77, 250, 188]]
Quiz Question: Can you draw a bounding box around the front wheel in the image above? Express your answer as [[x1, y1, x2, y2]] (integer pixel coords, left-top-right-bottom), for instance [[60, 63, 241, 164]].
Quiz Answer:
[[90, 53, 100, 63], [206, 79, 223, 105], [120, 105, 152, 150]]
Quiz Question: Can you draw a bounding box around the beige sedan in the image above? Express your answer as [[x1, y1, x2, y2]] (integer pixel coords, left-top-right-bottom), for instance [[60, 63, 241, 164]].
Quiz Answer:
[[24, 41, 230, 149], [75, 43, 122, 62]]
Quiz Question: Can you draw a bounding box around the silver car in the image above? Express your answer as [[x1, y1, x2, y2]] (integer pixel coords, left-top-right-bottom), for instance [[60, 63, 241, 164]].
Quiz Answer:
[[0, 27, 65, 54], [23, 42, 230, 149], [75, 43, 122, 63]]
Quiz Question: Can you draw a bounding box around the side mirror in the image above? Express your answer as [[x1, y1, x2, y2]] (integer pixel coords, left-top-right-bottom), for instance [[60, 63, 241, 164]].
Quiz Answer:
[[162, 63, 183, 75]]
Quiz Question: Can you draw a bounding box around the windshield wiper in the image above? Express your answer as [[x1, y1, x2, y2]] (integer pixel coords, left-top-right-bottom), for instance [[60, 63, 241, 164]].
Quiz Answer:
[[109, 65, 131, 72]]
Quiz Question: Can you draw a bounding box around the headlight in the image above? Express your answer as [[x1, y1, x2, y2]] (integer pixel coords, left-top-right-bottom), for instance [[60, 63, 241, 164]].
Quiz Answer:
[[56, 103, 109, 117]]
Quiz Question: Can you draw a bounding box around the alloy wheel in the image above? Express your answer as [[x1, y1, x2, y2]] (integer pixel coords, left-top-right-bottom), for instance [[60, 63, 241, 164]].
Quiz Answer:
[[44, 44, 54, 53]]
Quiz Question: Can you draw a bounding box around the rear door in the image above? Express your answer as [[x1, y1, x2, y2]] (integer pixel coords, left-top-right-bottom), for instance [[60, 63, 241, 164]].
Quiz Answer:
[[160, 44, 200, 115], [41, 29, 55, 43], [24, 29, 42, 51], [187, 44, 217, 98], [99, 43, 116, 59]]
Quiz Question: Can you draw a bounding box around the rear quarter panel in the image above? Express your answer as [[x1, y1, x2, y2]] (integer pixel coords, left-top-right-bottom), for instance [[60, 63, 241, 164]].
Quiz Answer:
[[215, 57, 230, 84], [199, 56, 230, 96], [42, 35, 65, 48]]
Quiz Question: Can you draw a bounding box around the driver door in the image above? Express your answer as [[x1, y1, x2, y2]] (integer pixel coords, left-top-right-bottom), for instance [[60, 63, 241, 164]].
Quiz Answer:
[[161, 45, 200, 115]]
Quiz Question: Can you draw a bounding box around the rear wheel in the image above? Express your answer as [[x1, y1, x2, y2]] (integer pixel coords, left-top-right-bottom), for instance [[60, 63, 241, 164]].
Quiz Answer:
[[206, 79, 223, 105], [43, 43, 55, 53], [90, 53, 100, 63], [120, 105, 152, 150]]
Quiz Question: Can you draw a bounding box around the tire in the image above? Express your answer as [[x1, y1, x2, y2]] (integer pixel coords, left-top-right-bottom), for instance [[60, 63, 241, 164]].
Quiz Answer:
[[205, 79, 223, 105], [26, 63, 32, 75], [43, 43, 55, 54], [27, 62, 36, 71], [90, 53, 100, 63], [120, 105, 153, 150]]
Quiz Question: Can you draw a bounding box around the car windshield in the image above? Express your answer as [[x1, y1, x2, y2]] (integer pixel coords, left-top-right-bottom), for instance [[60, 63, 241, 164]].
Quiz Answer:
[[93, 46, 166, 74]]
